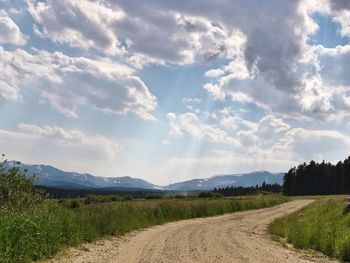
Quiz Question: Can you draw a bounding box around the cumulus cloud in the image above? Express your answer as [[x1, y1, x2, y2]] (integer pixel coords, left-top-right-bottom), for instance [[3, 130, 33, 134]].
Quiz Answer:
[[217, 108, 257, 131], [204, 43, 350, 121], [334, 11, 350, 37], [0, 48, 157, 120], [158, 120, 350, 182], [283, 128, 350, 161], [325, 0, 350, 38], [27, 0, 243, 66], [205, 68, 225, 78], [110, 0, 306, 86], [233, 115, 350, 162], [0, 124, 119, 171], [28, 0, 124, 56], [295, 45, 350, 119], [28, 0, 347, 120], [115, 13, 236, 65], [19, 0, 350, 122], [158, 110, 350, 181], [166, 112, 235, 144], [0, 10, 27, 45], [197, 0, 350, 121], [305, 0, 350, 39], [166, 112, 350, 168], [329, 0, 350, 11]]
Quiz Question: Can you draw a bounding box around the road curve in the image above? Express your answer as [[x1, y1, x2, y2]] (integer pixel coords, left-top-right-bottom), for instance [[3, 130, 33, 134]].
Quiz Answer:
[[49, 200, 338, 263]]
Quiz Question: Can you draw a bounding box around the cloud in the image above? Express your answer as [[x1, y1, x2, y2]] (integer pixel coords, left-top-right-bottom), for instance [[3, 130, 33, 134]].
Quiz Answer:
[[165, 110, 350, 165], [326, 0, 350, 38], [0, 10, 27, 45], [111, 0, 306, 84], [284, 128, 350, 161], [329, 0, 350, 11], [233, 115, 350, 162], [27, 0, 243, 66], [160, 113, 350, 183], [27, 0, 333, 102], [166, 112, 235, 144], [205, 68, 225, 78], [333, 11, 350, 37], [114, 13, 235, 65], [165, 111, 350, 167], [181, 97, 202, 104], [0, 124, 119, 171], [21, 1, 350, 122], [28, 0, 124, 56], [204, 43, 350, 121], [197, 0, 350, 121], [0, 47, 157, 120], [157, 118, 350, 182], [161, 139, 170, 146], [216, 108, 257, 131], [305, 0, 350, 39], [204, 73, 300, 115], [296, 45, 350, 119]]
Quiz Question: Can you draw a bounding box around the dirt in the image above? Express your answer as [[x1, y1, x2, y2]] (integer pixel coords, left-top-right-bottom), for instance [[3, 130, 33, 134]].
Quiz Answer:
[[48, 199, 339, 263]]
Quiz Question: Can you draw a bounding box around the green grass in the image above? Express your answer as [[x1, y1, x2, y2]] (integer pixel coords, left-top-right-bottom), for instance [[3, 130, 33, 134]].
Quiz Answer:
[[0, 194, 289, 262], [269, 196, 350, 261]]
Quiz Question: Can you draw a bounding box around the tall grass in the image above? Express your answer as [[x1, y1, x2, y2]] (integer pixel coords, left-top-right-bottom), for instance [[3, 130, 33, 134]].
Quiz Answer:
[[0, 195, 289, 262], [269, 197, 350, 261]]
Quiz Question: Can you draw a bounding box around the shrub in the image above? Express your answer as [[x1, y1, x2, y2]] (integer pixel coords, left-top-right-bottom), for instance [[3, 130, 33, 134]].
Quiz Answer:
[[68, 200, 81, 209], [145, 194, 163, 199], [83, 195, 99, 205], [0, 160, 44, 213], [198, 191, 222, 198], [109, 195, 120, 202], [174, 194, 186, 199], [122, 195, 133, 201]]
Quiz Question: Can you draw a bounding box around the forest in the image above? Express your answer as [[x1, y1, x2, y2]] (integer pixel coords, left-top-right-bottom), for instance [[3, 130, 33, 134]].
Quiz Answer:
[[283, 156, 350, 195], [213, 183, 283, 196]]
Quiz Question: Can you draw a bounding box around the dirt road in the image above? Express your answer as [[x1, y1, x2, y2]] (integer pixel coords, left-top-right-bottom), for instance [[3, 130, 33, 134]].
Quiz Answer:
[[50, 200, 338, 263]]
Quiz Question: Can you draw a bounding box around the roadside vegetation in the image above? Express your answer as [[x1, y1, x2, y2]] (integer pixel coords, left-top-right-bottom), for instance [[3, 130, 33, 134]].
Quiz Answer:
[[0, 159, 289, 263], [269, 197, 350, 261]]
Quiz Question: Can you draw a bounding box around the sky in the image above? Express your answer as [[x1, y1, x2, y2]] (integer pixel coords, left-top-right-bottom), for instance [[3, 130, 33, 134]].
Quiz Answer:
[[1, 0, 350, 185]]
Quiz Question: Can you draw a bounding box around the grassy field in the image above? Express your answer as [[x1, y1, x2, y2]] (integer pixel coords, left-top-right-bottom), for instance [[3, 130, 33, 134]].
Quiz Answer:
[[269, 196, 350, 261], [0, 194, 289, 262]]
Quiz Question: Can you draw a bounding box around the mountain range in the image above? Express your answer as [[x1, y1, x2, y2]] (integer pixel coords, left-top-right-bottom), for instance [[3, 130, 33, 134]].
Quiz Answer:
[[5, 161, 284, 191]]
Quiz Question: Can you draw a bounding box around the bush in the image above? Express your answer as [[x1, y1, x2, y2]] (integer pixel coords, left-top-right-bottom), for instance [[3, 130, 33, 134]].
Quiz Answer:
[[122, 195, 133, 201], [109, 195, 121, 202], [68, 199, 81, 209], [343, 199, 350, 215], [198, 191, 223, 198], [145, 194, 163, 199], [174, 194, 186, 199], [0, 160, 44, 213]]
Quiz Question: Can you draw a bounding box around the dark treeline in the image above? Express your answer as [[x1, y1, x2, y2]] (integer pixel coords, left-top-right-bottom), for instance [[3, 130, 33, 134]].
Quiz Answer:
[[37, 185, 164, 199], [283, 156, 350, 195], [213, 182, 283, 196]]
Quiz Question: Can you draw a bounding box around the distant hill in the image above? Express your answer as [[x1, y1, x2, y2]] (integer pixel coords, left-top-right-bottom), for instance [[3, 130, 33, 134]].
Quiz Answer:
[[5, 161, 159, 190], [163, 171, 284, 191], [5, 161, 284, 191]]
